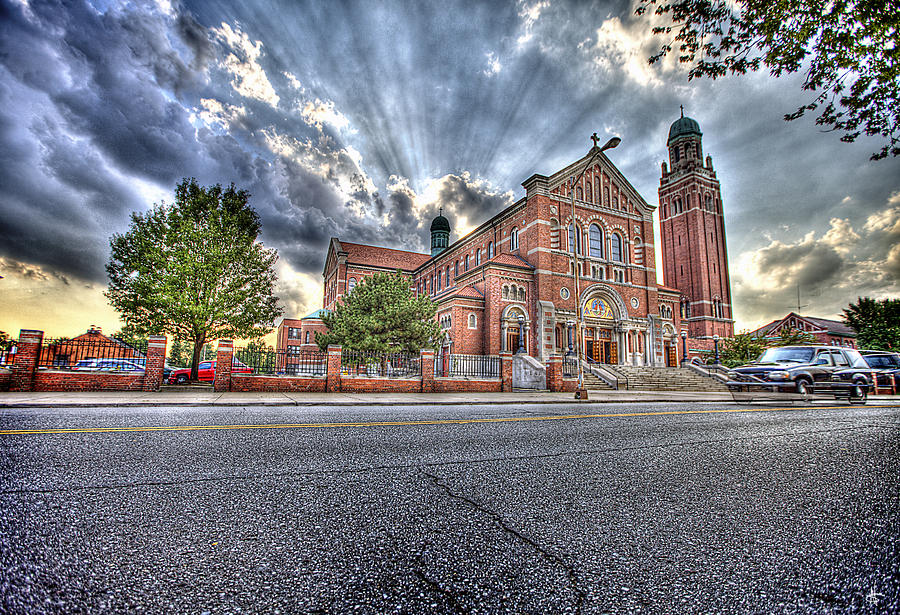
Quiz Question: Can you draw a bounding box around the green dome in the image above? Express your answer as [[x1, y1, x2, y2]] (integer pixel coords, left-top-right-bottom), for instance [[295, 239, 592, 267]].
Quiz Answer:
[[668, 116, 702, 142], [430, 213, 450, 233]]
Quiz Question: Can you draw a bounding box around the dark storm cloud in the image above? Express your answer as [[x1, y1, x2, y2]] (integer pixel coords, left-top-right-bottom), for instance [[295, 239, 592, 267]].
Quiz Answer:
[[0, 0, 898, 328]]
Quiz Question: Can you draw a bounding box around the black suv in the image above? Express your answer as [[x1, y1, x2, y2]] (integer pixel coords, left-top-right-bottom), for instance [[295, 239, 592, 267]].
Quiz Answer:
[[728, 345, 871, 403], [858, 351, 900, 392]]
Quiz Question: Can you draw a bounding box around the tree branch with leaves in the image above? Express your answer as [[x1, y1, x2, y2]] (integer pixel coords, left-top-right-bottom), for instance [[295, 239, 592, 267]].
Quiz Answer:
[[636, 0, 900, 160]]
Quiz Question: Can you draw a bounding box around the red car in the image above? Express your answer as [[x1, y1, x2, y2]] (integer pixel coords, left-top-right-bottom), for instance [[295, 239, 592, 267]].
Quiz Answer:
[[167, 359, 252, 384]]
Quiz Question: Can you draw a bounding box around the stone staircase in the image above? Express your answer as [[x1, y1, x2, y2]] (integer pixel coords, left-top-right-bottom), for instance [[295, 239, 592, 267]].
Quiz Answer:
[[586, 365, 729, 391], [582, 370, 616, 390]]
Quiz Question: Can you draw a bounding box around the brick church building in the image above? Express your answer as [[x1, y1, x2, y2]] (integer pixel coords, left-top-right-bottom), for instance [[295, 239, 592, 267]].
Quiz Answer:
[[278, 112, 734, 366]]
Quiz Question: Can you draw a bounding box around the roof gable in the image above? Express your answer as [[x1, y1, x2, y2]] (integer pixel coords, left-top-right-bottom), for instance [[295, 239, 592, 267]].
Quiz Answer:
[[341, 241, 431, 271]]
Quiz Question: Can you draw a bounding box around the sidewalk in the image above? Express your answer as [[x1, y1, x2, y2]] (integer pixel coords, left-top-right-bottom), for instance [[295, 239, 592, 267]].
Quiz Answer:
[[0, 388, 744, 407], [1, 389, 897, 408]]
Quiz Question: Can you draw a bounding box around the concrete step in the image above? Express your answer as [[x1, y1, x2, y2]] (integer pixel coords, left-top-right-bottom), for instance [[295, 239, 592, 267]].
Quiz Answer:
[[591, 365, 729, 392]]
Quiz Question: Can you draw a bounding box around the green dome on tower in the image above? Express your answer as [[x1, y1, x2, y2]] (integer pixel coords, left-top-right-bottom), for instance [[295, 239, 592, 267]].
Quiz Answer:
[[668, 114, 702, 142], [430, 209, 451, 256], [430, 212, 451, 233]]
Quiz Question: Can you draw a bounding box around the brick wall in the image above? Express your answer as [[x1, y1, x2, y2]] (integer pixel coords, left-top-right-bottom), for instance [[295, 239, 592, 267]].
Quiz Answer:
[[0, 369, 12, 392], [230, 374, 326, 392], [32, 371, 145, 392], [9, 329, 167, 392]]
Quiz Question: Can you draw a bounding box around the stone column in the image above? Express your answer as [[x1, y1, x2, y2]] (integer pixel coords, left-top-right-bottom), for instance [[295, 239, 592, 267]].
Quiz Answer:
[[142, 335, 167, 391], [326, 345, 342, 393], [11, 329, 43, 392], [500, 351, 513, 392], [501, 322, 508, 352], [420, 349, 435, 393], [213, 340, 233, 392]]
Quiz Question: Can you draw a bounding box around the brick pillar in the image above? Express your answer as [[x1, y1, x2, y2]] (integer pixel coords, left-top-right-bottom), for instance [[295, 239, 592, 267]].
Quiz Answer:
[[11, 329, 43, 392], [500, 351, 513, 392], [547, 355, 562, 392], [420, 349, 435, 393], [326, 345, 342, 393], [213, 340, 233, 392], [142, 335, 167, 391]]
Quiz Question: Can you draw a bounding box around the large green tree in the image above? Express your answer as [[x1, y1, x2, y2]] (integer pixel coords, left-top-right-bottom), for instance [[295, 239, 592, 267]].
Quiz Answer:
[[843, 297, 900, 349], [636, 0, 899, 160], [106, 178, 283, 380], [316, 271, 443, 352]]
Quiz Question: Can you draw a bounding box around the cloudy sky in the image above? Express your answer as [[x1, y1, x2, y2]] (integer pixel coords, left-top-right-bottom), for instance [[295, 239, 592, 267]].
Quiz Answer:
[[1, 0, 898, 338]]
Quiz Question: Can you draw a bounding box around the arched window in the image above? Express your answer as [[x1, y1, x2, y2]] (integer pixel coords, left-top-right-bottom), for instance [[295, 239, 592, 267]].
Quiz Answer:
[[502, 286, 509, 299], [550, 218, 560, 249], [673, 147, 681, 162], [568, 224, 583, 254], [348, 277, 357, 292], [612, 196, 618, 209], [705, 194, 713, 211], [604, 186, 610, 206], [305, 331, 310, 344], [610, 233, 623, 262], [588, 224, 603, 257], [437, 270, 442, 292], [510, 227, 518, 251], [488, 241, 494, 259], [674, 197, 682, 214], [464, 255, 470, 270], [576, 186, 583, 200], [468, 314, 477, 329], [455, 261, 459, 277], [475, 248, 482, 266], [594, 177, 601, 203], [518, 287, 525, 301], [446, 266, 450, 286]]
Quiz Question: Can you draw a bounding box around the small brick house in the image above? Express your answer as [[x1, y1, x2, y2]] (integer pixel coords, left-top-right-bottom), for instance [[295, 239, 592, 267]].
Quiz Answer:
[[279, 113, 734, 365]]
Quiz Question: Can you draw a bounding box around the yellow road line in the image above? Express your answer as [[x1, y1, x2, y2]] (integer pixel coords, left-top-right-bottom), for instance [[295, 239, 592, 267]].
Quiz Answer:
[[1, 404, 898, 436]]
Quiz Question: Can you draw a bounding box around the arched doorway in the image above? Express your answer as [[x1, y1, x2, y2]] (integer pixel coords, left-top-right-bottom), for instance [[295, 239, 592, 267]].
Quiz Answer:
[[501, 306, 529, 354], [580, 288, 627, 364], [661, 324, 677, 367]]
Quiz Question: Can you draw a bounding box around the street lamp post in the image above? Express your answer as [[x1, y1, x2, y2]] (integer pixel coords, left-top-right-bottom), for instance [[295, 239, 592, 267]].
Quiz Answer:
[[516, 315, 526, 354], [571, 134, 621, 400], [680, 330, 688, 365], [713, 334, 720, 365]]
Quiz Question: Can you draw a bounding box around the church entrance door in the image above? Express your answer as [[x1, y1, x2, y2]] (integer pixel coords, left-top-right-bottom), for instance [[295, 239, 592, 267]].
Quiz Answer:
[[507, 326, 521, 354]]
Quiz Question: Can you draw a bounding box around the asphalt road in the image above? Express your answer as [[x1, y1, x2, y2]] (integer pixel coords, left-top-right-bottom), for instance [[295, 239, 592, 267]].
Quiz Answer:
[[1, 402, 898, 614]]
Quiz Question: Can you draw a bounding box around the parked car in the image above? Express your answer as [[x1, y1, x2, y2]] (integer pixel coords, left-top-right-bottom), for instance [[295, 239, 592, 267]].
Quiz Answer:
[[727, 345, 871, 403], [854, 351, 900, 393], [167, 359, 252, 384], [72, 358, 145, 372]]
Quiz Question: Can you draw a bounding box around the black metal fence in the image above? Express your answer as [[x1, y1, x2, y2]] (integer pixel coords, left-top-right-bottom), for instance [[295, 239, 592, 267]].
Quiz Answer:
[[235, 346, 327, 376], [37, 337, 148, 371], [341, 350, 421, 378], [434, 353, 500, 378], [562, 355, 578, 377], [0, 337, 14, 367]]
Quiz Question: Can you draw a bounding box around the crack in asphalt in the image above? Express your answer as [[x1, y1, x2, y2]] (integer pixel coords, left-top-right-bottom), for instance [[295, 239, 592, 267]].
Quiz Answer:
[[413, 568, 468, 615], [423, 470, 586, 615], [0, 423, 891, 496]]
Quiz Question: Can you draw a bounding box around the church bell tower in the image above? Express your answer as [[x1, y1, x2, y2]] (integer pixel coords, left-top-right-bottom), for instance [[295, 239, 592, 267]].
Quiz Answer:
[[430, 209, 451, 257], [658, 109, 734, 338]]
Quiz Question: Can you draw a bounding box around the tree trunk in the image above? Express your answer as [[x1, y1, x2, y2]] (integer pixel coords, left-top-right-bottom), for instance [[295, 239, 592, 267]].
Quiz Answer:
[[190, 335, 205, 381]]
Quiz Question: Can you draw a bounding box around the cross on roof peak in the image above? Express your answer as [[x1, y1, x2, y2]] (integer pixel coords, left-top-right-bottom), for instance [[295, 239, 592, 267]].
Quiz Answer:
[[590, 132, 600, 148], [680, 104, 684, 118]]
